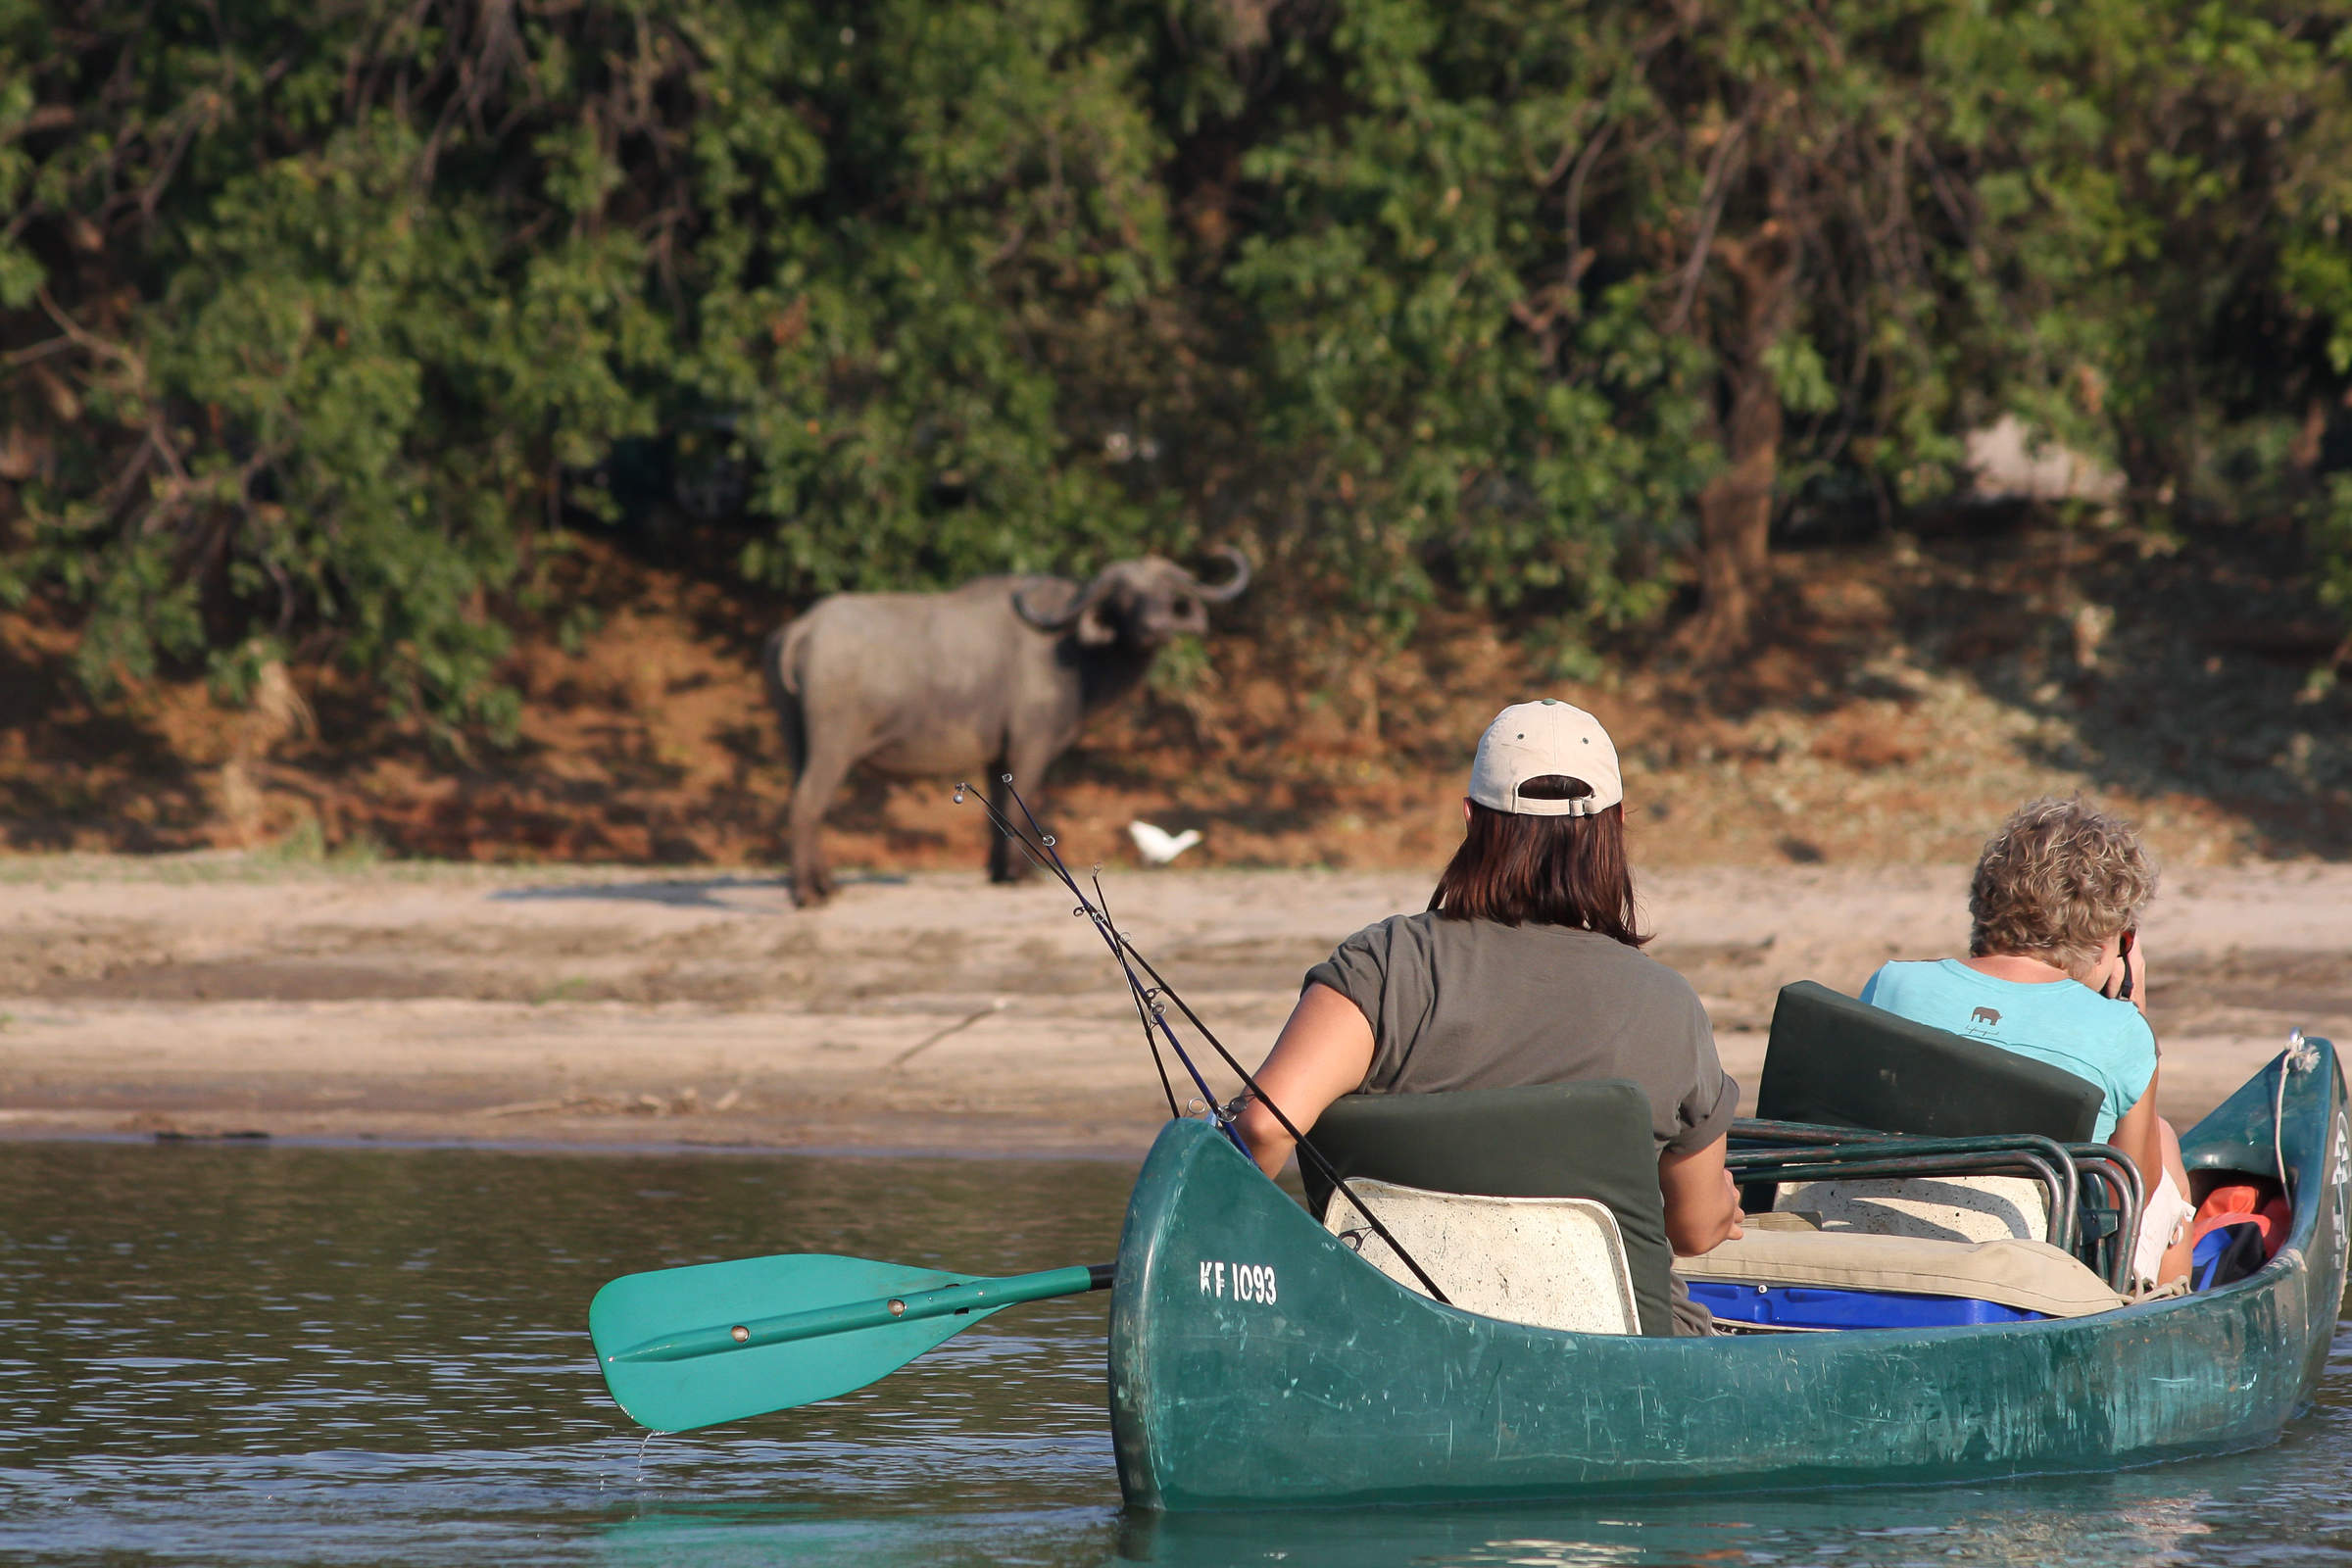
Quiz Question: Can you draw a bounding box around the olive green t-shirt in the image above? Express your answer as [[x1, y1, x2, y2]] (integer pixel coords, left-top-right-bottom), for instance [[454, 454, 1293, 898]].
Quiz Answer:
[[1303, 912, 1739, 1156]]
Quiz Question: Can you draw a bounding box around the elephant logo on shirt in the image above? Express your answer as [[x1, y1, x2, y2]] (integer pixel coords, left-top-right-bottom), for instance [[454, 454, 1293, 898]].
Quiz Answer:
[[1968, 1005, 2001, 1032]]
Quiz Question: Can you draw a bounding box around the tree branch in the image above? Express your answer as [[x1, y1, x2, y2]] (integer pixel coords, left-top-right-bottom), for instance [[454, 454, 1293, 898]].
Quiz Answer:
[[1668, 120, 1748, 332]]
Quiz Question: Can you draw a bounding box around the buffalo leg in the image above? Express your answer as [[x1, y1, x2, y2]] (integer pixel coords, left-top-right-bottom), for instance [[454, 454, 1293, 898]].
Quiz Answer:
[[760, 627, 807, 779], [986, 767, 1024, 884], [787, 744, 856, 906], [989, 734, 1061, 884]]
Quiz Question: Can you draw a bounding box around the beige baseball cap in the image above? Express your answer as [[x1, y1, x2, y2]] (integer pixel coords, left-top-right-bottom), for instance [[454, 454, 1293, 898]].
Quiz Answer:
[[1467, 700, 1623, 816]]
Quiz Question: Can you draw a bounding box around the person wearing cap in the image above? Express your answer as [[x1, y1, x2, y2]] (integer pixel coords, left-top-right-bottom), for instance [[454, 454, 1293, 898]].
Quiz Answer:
[[1234, 700, 1744, 1335], [1857, 796, 2195, 1288]]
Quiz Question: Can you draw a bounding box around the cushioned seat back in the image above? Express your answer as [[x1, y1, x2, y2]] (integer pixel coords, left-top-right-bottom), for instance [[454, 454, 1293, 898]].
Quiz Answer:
[[1322, 1180, 1641, 1335], [1757, 981, 2102, 1140], [1302, 1081, 1673, 1337]]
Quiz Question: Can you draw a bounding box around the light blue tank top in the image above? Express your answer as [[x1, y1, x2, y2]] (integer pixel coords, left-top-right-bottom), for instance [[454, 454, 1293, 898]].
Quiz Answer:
[[1857, 959, 2156, 1140]]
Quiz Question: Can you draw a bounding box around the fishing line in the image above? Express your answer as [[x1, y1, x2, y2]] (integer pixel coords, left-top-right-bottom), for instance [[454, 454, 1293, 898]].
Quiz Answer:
[[1093, 865, 1183, 1120], [958, 777, 1454, 1306], [1099, 935, 1454, 1297], [971, 783, 1345, 1183], [963, 783, 1235, 1138], [980, 780, 1367, 1183], [952, 784, 1211, 1124]]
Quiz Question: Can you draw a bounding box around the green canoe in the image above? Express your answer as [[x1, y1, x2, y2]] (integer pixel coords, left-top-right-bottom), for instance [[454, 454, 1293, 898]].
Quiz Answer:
[[1106, 1038, 2350, 1510]]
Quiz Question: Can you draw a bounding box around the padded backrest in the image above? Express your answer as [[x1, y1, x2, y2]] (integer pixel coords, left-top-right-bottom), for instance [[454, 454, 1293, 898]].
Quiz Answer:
[[1323, 1180, 1641, 1335], [1301, 1081, 1673, 1337], [1757, 980, 2102, 1141]]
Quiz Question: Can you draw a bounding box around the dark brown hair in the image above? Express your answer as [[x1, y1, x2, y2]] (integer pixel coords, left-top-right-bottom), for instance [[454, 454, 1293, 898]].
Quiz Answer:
[[1427, 784, 1647, 945]]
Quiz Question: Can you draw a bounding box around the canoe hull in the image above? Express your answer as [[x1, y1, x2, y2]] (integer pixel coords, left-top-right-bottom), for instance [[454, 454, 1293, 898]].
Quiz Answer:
[[1107, 1041, 2349, 1510]]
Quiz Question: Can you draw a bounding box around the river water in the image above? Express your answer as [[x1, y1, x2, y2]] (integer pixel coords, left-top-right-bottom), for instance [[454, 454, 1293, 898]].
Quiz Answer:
[[6, 1139, 2350, 1567]]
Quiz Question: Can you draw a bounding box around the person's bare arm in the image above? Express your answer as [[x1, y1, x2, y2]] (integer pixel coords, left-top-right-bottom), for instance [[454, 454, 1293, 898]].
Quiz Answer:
[[1657, 1134, 1745, 1255], [2151, 1111, 2194, 1284], [2111, 1067, 2195, 1283], [2107, 936, 2191, 1280], [1234, 983, 1376, 1178], [2110, 1078, 2166, 1201]]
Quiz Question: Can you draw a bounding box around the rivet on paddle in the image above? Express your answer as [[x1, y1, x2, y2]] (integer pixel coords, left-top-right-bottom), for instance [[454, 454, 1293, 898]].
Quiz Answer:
[[888, 1298, 907, 1317], [730, 1325, 750, 1344]]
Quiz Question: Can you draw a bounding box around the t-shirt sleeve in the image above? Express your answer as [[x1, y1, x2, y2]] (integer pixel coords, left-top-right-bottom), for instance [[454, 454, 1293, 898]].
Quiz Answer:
[[2101, 1008, 2159, 1120], [1301, 922, 1386, 1029], [1301, 916, 1441, 1091], [1663, 987, 1740, 1156], [1301, 918, 1404, 1087], [1671, 1072, 1740, 1154]]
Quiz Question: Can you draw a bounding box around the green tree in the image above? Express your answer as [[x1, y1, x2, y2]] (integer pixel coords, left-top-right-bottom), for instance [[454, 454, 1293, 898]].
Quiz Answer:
[[6, 0, 2352, 742], [669, 0, 1177, 596], [1939, 0, 2352, 657], [1199, 0, 1993, 659], [1209, 0, 1713, 651], [3, 3, 681, 727], [1174, 0, 2352, 659], [0, 0, 1179, 732]]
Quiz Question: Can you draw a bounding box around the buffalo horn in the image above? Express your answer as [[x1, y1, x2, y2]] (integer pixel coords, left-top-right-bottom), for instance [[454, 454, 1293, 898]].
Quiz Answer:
[[1013, 570, 1110, 631], [1190, 546, 1250, 603]]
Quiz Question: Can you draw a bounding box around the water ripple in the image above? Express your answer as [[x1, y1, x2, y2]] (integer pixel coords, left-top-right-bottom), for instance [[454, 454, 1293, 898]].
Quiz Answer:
[[1, 1142, 2345, 1566]]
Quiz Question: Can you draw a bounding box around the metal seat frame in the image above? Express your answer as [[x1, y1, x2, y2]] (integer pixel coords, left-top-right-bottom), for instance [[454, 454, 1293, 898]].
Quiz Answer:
[[1730, 1118, 2145, 1292]]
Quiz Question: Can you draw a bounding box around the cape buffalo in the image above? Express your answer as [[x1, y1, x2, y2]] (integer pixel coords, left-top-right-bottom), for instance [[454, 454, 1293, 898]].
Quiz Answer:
[[762, 551, 1249, 906]]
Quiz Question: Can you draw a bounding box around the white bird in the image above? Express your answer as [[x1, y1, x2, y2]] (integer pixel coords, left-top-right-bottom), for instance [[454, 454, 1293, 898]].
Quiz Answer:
[[1128, 820, 1202, 865]]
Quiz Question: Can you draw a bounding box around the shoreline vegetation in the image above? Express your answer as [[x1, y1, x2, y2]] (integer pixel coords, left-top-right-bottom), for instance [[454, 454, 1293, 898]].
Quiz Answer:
[[5, 2, 2352, 854]]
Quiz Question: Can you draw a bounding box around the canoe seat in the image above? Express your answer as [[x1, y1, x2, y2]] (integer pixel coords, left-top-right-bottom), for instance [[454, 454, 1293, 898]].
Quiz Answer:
[[1755, 981, 2098, 1249], [1302, 1081, 1675, 1336], [1323, 1179, 1641, 1335], [1682, 1225, 2126, 1325]]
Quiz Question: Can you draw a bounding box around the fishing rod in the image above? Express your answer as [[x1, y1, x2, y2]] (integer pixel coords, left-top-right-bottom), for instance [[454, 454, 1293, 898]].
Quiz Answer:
[[956, 780, 1238, 1150], [957, 774, 1453, 1306], [1091, 865, 1184, 1123], [585, 779, 1454, 1438]]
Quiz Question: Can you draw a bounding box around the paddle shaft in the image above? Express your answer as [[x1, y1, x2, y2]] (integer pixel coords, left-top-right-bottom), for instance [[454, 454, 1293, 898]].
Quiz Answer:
[[606, 1261, 1114, 1366]]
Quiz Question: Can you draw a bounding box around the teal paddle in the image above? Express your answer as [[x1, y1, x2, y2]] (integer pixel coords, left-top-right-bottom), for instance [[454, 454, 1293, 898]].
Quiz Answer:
[[589, 1252, 1114, 1432]]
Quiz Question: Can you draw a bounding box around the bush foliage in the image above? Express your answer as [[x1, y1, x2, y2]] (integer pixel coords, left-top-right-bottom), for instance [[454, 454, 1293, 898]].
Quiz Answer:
[[5, 0, 2352, 728]]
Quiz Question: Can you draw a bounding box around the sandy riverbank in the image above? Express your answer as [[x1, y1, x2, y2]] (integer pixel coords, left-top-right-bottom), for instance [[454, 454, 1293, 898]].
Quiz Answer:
[[0, 857, 2346, 1158]]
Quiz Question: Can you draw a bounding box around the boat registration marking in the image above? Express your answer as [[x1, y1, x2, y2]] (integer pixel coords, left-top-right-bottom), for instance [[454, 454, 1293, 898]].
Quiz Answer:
[[1200, 1260, 1278, 1304]]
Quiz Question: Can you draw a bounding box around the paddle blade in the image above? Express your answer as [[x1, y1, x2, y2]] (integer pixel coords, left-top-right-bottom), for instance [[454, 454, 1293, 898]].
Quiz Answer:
[[590, 1252, 982, 1432]]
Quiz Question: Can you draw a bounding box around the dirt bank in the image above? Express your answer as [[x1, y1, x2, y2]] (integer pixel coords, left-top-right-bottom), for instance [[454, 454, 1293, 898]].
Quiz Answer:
[[4, 513, 2348, 875], [2, 857, 2344, 1157]]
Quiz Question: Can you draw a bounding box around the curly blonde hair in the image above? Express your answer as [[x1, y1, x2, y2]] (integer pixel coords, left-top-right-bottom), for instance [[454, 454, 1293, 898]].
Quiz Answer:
[[1969, 797, 2158, 979]]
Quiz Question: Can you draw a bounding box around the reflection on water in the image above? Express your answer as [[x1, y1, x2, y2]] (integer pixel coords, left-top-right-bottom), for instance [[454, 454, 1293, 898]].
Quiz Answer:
[[3, 1139, 2349, 1566]]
